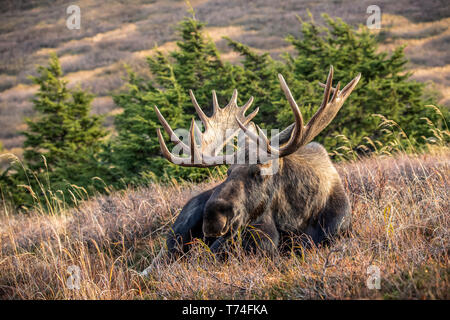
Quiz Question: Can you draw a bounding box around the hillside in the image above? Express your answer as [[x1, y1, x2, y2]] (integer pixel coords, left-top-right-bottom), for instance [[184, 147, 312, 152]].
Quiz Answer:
[[0, 151, 448, 299], [0, 0, 449, 157]]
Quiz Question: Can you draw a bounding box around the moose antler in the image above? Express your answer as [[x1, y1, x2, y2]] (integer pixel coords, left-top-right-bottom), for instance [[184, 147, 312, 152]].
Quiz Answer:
[[154, 90, 259, 167], [237, 66, 361, 159]]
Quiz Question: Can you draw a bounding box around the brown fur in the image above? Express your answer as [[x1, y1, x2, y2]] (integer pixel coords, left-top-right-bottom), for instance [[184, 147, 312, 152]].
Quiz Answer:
[[203, 142, 350, 246]]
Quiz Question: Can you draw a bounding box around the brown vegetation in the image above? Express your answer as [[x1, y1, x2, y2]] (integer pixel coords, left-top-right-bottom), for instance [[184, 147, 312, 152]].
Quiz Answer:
[[0, 149, 448, 299]]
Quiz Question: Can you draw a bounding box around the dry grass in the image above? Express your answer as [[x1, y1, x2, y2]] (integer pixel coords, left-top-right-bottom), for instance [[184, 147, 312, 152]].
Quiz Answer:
[[0, 149, 448, 300]]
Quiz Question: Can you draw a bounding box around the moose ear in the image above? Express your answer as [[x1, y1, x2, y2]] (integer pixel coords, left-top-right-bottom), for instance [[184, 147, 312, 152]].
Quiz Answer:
[[248, 164, 261, 177]]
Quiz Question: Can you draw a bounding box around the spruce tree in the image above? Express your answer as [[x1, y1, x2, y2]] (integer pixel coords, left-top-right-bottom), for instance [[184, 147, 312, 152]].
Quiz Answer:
[[1, 54, 107, 208], [109, 55, 194, 183], [281, 14, 442, 150], [111, 12, 446, 184], [224, 37, 287, 129], [226, 14, 445, 152], [110, 15, 238, 183]]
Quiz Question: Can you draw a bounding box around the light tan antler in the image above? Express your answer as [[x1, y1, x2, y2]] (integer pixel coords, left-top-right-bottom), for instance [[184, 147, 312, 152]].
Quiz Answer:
[[154, 90, 259, 167], [237, 66, 361, 159]]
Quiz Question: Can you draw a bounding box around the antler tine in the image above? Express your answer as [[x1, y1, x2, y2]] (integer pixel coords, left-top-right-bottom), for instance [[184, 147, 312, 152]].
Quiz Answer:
[[244, 106, 259, 124], [278, 74, 304, 128], [193, 120, 203, 140], [155, 126, 193, 167], [276, 74, 305, 156], [302, 67, 361, 145], [212, 90, 219, 115], [156, 127, 205, 167], [340, 73, 361, 97], [154, 105, 190, 154], [330, 81, 340, 103], [189, 90, 209, 130], [240, 96, 259, 125], [256, 125, 281, 156], [236, 116, 280, 156], [238, 66, 360, 162], [154, 104, 206, 167], [189, 118, 201, 164], [241, 96, 254, 114], [156, 128, 174, 163], [156, 122, 222, 168], [318, 82, 337, 93], [320, 65, 334, 110], [318, 72, 361, 98], [229, 89, 238, 107]]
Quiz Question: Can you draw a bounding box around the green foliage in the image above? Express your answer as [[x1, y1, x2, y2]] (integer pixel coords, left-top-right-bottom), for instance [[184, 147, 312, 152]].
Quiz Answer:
[[224, 37, 288, 129], [108, 12, 447, 186], [108, 15, 236, 183], [226, 14, 447, 153], [0, 54, 108, 209], [279, 14, 446, 151]]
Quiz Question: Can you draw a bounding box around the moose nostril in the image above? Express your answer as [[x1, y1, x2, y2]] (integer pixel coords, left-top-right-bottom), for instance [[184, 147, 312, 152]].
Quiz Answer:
[[203, 213, 229, 237]]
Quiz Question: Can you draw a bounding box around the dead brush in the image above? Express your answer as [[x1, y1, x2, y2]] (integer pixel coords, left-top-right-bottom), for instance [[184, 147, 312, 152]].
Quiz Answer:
[[0, 110, 449, 299]]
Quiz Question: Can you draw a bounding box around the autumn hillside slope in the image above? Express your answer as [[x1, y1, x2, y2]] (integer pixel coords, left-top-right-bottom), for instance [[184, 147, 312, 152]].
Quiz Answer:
[[0, 0, 449, 300], [0, 150, 448, 299]]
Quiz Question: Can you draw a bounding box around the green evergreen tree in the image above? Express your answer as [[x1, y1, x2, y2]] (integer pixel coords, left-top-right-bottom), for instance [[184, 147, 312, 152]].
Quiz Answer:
[[0, 54, 108, 208], [225, 14, 446, 152], [111, 12, 447, 185], [224, 37, 287, 129], [109, 14, 239, 183], [109, 57, 195, 183], [279, 14, 444, 150]]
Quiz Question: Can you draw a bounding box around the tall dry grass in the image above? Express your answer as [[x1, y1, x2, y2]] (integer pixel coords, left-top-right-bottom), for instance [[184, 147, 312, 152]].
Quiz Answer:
[[0, 146, 448, 299]]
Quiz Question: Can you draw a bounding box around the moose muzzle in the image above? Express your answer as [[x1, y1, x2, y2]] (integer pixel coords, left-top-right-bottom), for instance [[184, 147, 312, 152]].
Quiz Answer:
[[203, 201, 233, 237]]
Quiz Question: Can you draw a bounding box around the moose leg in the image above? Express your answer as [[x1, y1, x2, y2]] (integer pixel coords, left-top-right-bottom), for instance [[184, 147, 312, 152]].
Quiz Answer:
[[166, 187, 215, 257], [242, 214, 280, 255], [303, 182, 351, 246]]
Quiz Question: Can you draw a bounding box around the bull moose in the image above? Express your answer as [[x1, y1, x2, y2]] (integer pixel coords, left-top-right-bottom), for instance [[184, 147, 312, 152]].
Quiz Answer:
[[142, 66, 360, 275]]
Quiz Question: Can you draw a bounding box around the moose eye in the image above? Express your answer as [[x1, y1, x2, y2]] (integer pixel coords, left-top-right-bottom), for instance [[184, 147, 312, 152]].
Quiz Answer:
[[248, 165, 261, 177]]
